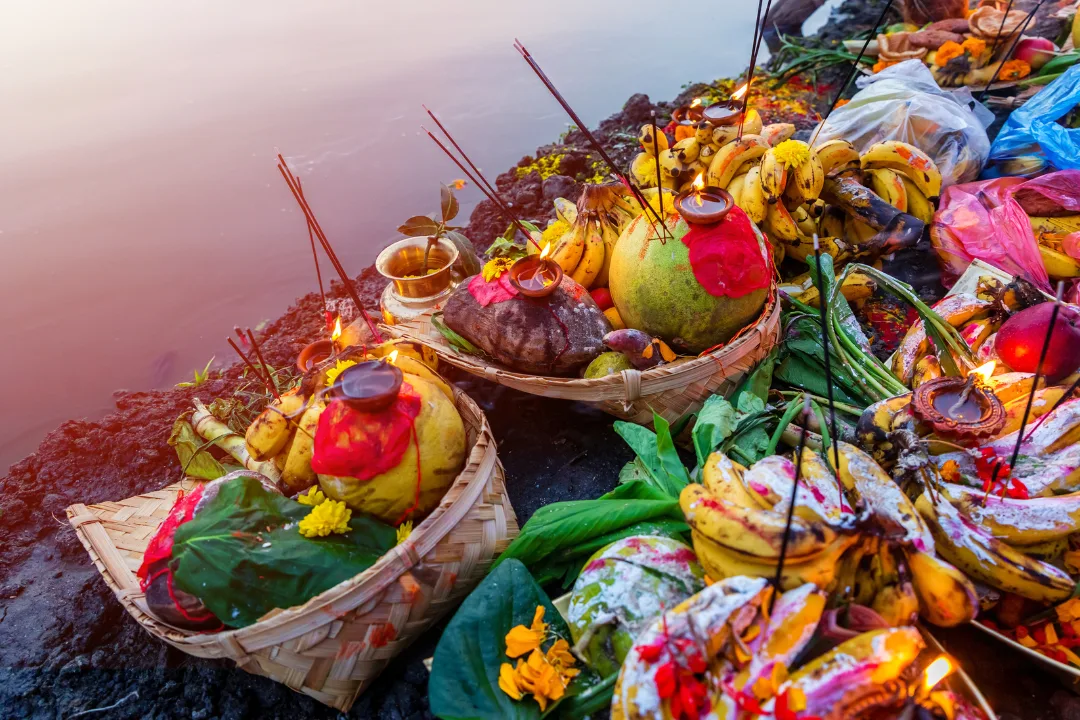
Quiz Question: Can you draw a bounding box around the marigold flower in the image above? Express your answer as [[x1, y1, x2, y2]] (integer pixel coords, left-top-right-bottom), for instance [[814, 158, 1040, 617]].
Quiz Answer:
[[298, 499, 351, 537], [482, 257, 516, 282], [515, 649, 566, 711], [961, 37, 987, 58], [999, 59, 1031, 81], [934, 41, 964, 66], [544, 639, 579, 681], [395, 520, 413, 545], [324, 359, 357, 386], [498, 662, 523, 700], [872, 58, 900, 73], [773, 140, 810, 169], [297, 487, 327, 506], [505, 605, 548, 658], [835, 98, 850, 108]]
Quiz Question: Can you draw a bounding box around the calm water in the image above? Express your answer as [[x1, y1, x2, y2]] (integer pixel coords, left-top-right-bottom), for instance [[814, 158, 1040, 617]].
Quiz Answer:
[[0, 1, 817, 470]]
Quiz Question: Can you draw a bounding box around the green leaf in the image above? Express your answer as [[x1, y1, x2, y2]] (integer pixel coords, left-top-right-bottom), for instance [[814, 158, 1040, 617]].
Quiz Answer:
[[486, 234, 529, 262], [612, 421, 664, 484], [653, 413, 691, 495], [554, 674, 617, 719], [444, 230, 483, 276], [440, 183, 460, 223], [432, 312, 484, 355], [171, 476, 396, 627], [692, 395, 739, 468], [397, 215, 441, 237], [428, 560, 576, 720], [730, 350, 776, 408], [168, 417, 230, 480], [618, 457, 652, 485]]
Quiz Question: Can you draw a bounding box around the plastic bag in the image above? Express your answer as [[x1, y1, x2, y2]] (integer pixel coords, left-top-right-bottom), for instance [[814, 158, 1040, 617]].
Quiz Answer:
[[930, 177, 1050, 291], [812, 60, 993, 186], [989, 65, 1080, 172]]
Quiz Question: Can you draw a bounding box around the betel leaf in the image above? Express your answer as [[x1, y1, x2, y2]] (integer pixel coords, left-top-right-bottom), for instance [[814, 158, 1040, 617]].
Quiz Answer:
[[397, 215, 441, 237], [171, 476, 396, 627], [167, 417, 235, 480], [617, 457, 652, 486], [692, 395, 739, 468], [440, 183, 459, 223], [428, 559, 581, 720]]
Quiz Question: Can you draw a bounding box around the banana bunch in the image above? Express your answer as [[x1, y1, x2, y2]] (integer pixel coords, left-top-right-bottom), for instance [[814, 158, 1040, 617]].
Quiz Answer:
[[1029, 215, 1080, 280], [244, 388, 325, 491], [891, 292, 996, 386], [533, 184, 629, 290]]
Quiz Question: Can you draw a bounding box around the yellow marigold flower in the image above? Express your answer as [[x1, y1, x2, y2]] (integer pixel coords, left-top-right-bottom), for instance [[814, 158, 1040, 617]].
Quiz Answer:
[[934, 41, 964, 66], [482, 257, 516, 282], [395, 520, 413, 546], [961, 37, 986, 58], [1057, 597, 1080, 622], [505, 605, 548, 658], [872, 58, 899, 73], [545, 639, 580, 681], [324, 359, 357, 386], [298, 499, 352, 537], [515, 649, 565, 711], [999, 59, 1031, 81], [773, 140, 810, 169], [297, 487, 327, 506], [498, 662, 523, 700]]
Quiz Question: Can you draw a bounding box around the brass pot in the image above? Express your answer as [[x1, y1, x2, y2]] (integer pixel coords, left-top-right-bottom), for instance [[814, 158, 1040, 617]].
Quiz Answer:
[[376, 237, 459, 300]]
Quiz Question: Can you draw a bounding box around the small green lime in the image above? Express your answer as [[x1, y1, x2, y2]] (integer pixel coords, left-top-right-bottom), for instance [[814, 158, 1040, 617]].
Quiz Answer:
[[584, 351, 633, 379]]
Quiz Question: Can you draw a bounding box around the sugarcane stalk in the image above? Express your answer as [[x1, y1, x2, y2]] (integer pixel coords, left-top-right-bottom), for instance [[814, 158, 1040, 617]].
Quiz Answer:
[[191, 399, 282, 482]]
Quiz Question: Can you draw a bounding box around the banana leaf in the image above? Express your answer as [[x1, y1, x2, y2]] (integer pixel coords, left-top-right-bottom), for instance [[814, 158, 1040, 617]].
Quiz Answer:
[[613, 412, 690, 498]]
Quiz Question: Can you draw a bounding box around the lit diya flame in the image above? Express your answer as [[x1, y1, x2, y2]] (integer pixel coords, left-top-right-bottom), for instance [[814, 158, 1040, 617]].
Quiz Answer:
[[689, 96, 703, 108], [923, 656, 954, 692], [692, 173, 706, 207], [387, 349, 399, 364], [731, 82, 749, 101], [332, 316, 342, 343], [540, 242, 552, 260], [971, 360, 996, 384]]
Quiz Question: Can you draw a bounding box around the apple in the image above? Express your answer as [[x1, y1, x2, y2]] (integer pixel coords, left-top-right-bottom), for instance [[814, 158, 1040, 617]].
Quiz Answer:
[[995, 302, 1080, 382], [1014, 37, 1057, 71], [590, 287, 614, 311]]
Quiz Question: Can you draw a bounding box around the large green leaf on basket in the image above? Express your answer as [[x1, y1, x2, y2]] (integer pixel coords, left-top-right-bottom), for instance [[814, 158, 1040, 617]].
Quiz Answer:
[[429, 559, 597, 720], [171, 476, 397, 627], [613, 413, 690, 498]]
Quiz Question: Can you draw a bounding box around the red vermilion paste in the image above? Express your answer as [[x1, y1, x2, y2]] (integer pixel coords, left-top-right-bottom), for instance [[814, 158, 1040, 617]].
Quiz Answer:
[[311, 382, 422, 481], [680, 205, 769, 298], [137, 485, 204, 590], [467, 272, 518, 306]]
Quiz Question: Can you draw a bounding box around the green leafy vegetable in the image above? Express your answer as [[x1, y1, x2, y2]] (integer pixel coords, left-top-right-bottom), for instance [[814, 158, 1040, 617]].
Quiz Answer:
[[168, 417, 237, 480], [171, 476, 396, 627], [613, 414, 690, 498], [428, 560, 591, 720], [692, 395, 738, 468]]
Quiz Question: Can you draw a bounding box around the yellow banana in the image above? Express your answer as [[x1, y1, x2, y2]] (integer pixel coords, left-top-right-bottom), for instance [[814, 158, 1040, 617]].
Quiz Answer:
[[764, 201, 799, 243], [1030, 215, 1080, 235], [570, 217, 605, 288], [245, 389, 305, 461], [790, 150, 825, 204], [901, 176, 935, 224], [740, 165, 768, 224], [673, 137, 700, 164], [793, 205, 818, 237], [549, 221, 585, 272], [692, 530, 857, 591], [282, 398, 325, 490], [911, 354, 944, 388], [740, 584, 826, 693], [680, 483, 837, 560], [1039, 245, 1080, 279], [861, 140, 942, 201], [941, 481, 1080, 545], [726, 172, 749, 202], [594, 218, 619, 288], [758, 147, 788, 204], [707, 134, 769, 189], [818, 205, 846, 240], [782, 233, 847, 265], [796, 271, 874, 307], [695, 121, 713, 143], [905, 548, 978, 627], [872, 580, 919, 627], [916, 492, 1075, 603], [698, 143, 717, 167], [760, 122, 796, 147], [837, 443, 935, 551], [702, 452, 768, 509], [891, 294, 991, 384], [844, 215, 878, 247], [630, 152, 658, 187], [658, 148, 685, 181], [865, 168, 908, 212], [813, 138, 861, 176], [712, 124, 740, 147], [638, 123, 668, 154], [997, 386, 1067, 438]]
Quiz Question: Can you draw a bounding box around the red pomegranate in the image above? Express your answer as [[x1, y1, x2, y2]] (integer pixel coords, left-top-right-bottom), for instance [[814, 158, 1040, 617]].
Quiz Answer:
[[590, 287, 614, 311], [995, 302, 1080, 382]]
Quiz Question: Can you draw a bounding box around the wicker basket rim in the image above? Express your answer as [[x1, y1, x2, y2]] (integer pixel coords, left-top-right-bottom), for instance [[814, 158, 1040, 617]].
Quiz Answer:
[[66, 386, 499, 647]]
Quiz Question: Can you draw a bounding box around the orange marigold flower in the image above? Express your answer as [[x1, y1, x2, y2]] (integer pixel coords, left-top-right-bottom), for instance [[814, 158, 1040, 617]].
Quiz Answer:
[[934, 41, 964, 66], [872, 59, 899, 73], [835, 98, 850, 108], [1057, 597, 1080, 623], [515, 649, 566, 711], [498, 662, 523, 700], [999, 59, 1031, 81], [505, 605, 548, 658], [545, 639, 580, 681], [961, 37, 987, 58]]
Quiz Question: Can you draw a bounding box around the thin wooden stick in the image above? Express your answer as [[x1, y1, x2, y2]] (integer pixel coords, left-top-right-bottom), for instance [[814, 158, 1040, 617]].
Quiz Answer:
[[296, 177, 330, 331], [423, 105, 503, 208], [1008, 282, 1064, 458], [421, 127, 540, 248], [651, 112, 664, 216], [245, 328, 282, 400], [810, 0, 894, 148], [772, 394, 812, 610], [988, 0, 1017, 59], [227, 337, 279, 399], [738, 0, 773, 140], [513, 39, 673, 241], [276, 157, 384, 342]]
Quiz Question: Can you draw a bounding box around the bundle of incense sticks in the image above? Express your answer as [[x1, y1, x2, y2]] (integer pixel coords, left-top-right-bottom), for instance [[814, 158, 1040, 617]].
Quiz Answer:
[[227, 331, 280, 400]]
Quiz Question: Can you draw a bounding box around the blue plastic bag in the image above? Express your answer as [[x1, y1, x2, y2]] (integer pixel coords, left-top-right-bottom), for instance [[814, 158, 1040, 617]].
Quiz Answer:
[[990, 64, 1080, 171]]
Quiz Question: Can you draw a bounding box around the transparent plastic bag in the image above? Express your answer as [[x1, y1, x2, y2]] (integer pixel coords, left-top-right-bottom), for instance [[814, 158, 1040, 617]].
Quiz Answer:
[[989, 65, 1080, 172], [931, 177, 1051, 291], [812, 60, 994, 186]]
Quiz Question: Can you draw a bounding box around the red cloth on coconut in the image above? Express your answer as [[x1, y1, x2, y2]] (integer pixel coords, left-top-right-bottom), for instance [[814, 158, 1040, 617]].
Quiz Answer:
[[680, 205, 769, 298], [136, 484, 205, 591], [311, 382, 422, 481], [467, 272, 518, 307]]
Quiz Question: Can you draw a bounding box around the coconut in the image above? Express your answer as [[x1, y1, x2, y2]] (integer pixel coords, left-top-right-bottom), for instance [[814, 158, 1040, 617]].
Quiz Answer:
[[608, 213, 769, 354], [566, 535, 705, 678]]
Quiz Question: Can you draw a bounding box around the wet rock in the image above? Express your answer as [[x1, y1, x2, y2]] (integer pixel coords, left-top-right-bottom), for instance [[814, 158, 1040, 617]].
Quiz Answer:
[[542, 174, 576, 201], [621, 93, 654, 126], [1052, 691, 1080, 720]]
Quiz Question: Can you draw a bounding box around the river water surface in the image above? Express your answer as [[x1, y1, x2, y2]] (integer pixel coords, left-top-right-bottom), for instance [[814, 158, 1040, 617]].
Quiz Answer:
[[0, 1, 833, 470]]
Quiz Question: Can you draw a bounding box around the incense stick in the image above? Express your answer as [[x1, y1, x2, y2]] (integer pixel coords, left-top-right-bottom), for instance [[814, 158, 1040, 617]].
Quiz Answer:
[[651, 112, 664, 217], [812, 235, 841, 477], [245, 328, 282, 401], [988, 0, 1016, 60], [227, 337, 279, 399], [738, 0, 773, 140], [421, 127, 539, 248], [513, 39, 672, 240], [809, 0, 894, 148], [423, 106, 503, 210], [977, 0, 1047, 102], [296, 177, 330, 331], [1023, 366, 1080, 440], [276, 157, 384, 343], [997, 282, 1064, 485], [773, 394, 812, 610]]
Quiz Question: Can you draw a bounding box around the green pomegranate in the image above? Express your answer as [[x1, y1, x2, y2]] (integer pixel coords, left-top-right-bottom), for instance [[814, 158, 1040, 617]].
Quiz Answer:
[[608, 214, 769, 354], [566, 535, 704, 678]]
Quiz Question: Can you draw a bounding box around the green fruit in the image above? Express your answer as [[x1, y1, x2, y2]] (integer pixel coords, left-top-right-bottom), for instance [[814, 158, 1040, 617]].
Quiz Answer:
[[584, 351, 633, 379], [608, 216, 768, 353], [567, 536, 705, 678]]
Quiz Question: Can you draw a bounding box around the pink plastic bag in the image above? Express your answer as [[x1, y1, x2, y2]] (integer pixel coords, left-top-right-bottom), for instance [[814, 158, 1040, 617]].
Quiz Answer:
[[931, 176, 1051, 291]]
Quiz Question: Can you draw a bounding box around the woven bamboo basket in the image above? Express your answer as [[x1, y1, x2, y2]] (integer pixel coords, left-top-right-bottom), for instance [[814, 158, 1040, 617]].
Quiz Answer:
[[65, 388, 517, 711], [384, 288, 781, 426]]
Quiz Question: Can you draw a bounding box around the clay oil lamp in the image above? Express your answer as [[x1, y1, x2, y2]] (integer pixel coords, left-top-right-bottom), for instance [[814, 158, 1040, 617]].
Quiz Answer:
[[297, 317, 342, 372], [674, 174, 734, 225], [912, 361, 1006, 445], [508, 244, 563, 299], [329, 359, 403, 413], [701, 83, 748, 127], [671, 96, 705, 126]]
